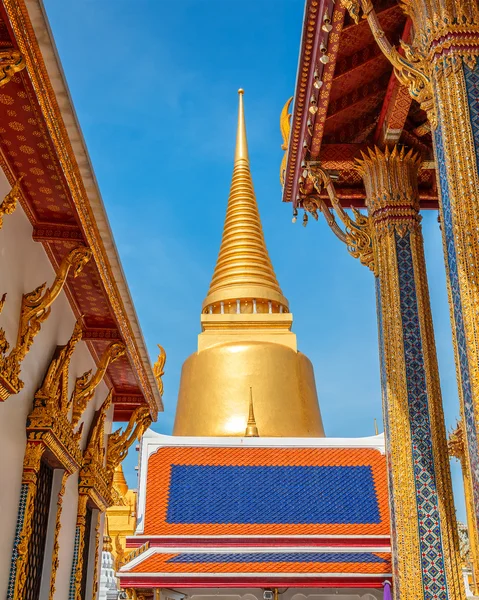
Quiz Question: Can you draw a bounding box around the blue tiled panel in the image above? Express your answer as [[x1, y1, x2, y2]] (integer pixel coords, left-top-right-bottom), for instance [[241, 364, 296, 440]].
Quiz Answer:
[[434, 115, 479, 536], [166, 465, 380, 524], [395, 231, 447, 599], [167, 552, 387, 563]]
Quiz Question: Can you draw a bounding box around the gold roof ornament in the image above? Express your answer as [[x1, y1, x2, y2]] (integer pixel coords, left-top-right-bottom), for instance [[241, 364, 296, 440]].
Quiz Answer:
[[153, 344, 166, 396], [245, 387, 259, 437], [202, 89, 288, 311]]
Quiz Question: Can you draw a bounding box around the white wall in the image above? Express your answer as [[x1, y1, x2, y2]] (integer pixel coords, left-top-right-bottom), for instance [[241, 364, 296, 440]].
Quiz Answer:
[[0, 168, 110, 598]]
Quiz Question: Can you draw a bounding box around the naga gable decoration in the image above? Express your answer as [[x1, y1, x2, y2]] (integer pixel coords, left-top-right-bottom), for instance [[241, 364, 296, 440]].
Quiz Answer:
[[0, 246, 91, 401], [153, 344, 166, 397], [70, 340, 126, 427], [106, 405, 151, 478]]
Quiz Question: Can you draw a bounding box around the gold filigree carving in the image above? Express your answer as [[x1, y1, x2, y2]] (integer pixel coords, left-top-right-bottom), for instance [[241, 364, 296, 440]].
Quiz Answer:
[[91, 513, 101, 600], [0, 178, 22, 229], [14, 442, 44, 598], [279, 96, 293, 186], [27, 318, 84, 471], [0, 49, 25, 87], [153, 344, 166, 397], [0, 293, 6, 314], [49, 471, 69, 600], [106, 406, 151, 479], [79, 390, 114, 510], [71, 341, 125, 427], [0, 246, 91, 400], [308, 163, 377, 274], [449, 420, 479, 590]]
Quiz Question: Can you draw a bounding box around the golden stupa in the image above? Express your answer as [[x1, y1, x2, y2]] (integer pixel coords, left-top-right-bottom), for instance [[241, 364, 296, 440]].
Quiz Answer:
[[173, 90, 324, 437]]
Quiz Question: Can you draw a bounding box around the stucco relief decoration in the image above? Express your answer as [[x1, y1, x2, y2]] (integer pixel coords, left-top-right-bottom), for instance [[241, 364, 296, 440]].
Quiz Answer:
[[0, 246, 91, 401], [70, 340, 126, 427]]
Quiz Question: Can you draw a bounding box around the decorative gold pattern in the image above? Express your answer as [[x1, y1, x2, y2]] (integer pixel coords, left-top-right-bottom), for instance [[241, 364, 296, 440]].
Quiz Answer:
[[308, 164, 377, 274], [91, 513, 101, 600], [153, 344, 166, 397], [71, 341, 125, 427], [449, 421, 479, 591], [0, 50, 25, 87], [0, 246, 91, 400], [279, 96, 293, 186], [106, 406, 151, 479], [309, 146, 463, 599], [49, 471, 69, 600], [0, 178, 22, 229], [13, 442, 44, 599]]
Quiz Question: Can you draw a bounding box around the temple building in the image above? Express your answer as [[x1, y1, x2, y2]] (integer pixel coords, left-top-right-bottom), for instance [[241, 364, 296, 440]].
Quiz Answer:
[[280, 0, 479, 598], [117, 91, 392, 600], [0, 1, 162, 599]]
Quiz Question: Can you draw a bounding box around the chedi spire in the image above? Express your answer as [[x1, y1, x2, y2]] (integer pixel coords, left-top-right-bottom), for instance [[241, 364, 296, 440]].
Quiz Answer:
[[203, 89, 288, 314]]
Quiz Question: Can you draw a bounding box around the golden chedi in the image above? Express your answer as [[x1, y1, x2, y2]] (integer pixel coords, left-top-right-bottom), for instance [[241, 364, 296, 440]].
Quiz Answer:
[[174, 90, 324, 437]]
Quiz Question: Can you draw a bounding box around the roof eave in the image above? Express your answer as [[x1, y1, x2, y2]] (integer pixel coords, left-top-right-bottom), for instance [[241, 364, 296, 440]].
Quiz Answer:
[[11, 0, 162, 416]]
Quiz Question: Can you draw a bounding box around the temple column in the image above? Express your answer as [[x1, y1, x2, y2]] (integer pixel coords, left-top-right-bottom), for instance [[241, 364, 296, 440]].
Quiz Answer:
[[311, 145, 464, 598], [430, 32, 479, 595], [343, 0, 479, 578], [357, 146, 463, 599]]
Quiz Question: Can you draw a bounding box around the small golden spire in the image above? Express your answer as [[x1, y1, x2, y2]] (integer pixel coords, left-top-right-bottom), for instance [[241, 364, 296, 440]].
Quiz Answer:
[[103, 518, 113, 553], [374, 418, 379, 435], [202, 89, 288, 310], [113, 463, 129, 498], [245, 387, 259, 437]]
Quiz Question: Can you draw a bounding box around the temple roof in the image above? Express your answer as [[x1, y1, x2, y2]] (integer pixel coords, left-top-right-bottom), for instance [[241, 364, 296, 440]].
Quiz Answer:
[[0, 1, 162, 418], [282, 0, 437, 210], [121, 548, 391, 577], [133, 431, 389, 538]]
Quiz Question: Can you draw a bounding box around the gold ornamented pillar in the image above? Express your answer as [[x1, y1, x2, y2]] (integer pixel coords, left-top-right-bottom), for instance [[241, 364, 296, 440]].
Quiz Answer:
[[8, 442, 45, 599], [448, 420, 479, 592], [309, 146, 464, 599], [49, 471, 69, 600], [357, 147, 463, 599], [340, 0, 479, 579]]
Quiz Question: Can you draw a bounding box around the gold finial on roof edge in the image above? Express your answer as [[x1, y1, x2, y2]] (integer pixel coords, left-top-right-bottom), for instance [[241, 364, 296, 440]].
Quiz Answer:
[[202, 90, 289, 310]]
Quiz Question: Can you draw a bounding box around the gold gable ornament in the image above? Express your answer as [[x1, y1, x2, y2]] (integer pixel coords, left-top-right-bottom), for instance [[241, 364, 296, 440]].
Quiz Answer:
[[0, 245, 91, 400]]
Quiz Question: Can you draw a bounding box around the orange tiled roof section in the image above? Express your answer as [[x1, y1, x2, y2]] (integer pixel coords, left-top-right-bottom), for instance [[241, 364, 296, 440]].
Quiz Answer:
[[128, 551, 392, 575], [144, 446, 389, 536]]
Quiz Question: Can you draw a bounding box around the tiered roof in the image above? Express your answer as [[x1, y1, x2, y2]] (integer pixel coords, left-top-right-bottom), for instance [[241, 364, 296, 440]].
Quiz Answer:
[[118, 432, 391, 589]]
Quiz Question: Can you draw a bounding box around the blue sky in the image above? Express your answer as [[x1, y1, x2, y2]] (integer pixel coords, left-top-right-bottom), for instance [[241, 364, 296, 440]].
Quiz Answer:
[[43, 1, 465, 520]]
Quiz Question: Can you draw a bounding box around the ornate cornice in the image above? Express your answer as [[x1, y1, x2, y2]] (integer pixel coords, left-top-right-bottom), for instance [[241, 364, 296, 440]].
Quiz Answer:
[[0, 0, 161, 418]]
